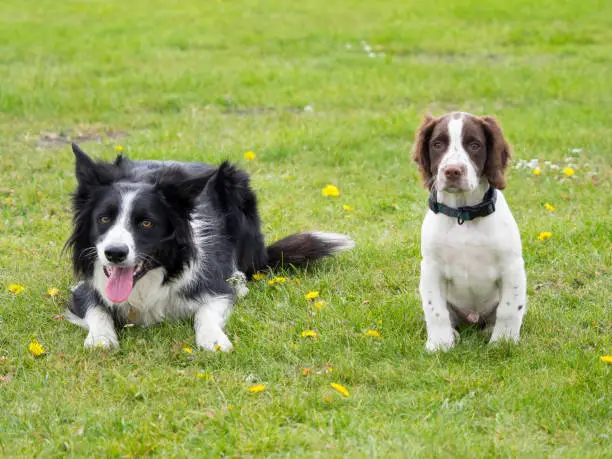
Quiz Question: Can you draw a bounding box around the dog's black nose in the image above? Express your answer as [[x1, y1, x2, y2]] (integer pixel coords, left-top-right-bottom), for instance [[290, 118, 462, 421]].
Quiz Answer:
[[104, 245, 129, 263]]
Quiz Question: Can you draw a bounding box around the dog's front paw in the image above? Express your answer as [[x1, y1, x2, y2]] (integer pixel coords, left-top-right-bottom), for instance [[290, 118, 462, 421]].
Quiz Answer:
[[425, 328, 456, 352], [84, 333, 119, 349], [196, 329, 233, 352]]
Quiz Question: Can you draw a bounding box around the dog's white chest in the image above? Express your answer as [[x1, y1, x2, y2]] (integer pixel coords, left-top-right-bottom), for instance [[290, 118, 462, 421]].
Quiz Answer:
[[423, 217, 503, 312]]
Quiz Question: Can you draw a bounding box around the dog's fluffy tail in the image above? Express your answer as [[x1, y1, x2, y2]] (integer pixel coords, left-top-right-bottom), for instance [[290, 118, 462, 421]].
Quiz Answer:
[[265, 231, 355, 270]]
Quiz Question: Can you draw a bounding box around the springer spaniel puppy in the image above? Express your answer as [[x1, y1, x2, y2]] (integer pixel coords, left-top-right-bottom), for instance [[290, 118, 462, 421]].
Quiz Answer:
[[412, 112, 526, 351]]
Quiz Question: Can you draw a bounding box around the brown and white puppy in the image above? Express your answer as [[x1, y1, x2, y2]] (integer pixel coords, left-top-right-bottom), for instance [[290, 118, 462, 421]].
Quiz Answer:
[[412, 112, 526, 351]]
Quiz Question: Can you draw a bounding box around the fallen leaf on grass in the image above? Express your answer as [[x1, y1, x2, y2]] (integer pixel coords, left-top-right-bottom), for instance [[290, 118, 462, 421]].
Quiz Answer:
[[331, 383, 350, 397]]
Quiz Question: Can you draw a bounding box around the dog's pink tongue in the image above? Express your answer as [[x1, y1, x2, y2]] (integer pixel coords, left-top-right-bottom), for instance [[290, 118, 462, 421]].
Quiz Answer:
[[105, 267, 134, 303]]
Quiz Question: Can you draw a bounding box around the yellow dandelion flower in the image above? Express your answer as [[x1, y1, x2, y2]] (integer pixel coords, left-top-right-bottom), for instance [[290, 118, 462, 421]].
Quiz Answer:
[[294, 278, 301, 284], [300, 330, 318, 338], [252, 272, 266, 281], [214, 345, 221, 352], [46, 288, 60, 297], [115, 145, 124, 152], [342, 204, 354, 211], [322, 184, 340, 197], [28, 339, 45, 357], [197, 372, 211, 380], [267, 276, 286, 286], [532, 168, 542, 175], [563, 167, 575, 177], [301, 368, 312, 376], [537, 232, 552, 241], [364, 330, 381, 338], [331, 383, 350, 397], [183, 347, 193, 354], [244, 151, 256, 161], [313, 300, 327, 310], [544, 203, 555, 212], [601, 356, 612, 363], [305, 291, 319, 300], [248, 384, 266, 393], [7, 284, 25, 295]]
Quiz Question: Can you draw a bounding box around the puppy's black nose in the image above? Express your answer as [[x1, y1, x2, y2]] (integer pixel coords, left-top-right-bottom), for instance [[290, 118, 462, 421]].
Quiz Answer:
[[104, 245, 129, 263]]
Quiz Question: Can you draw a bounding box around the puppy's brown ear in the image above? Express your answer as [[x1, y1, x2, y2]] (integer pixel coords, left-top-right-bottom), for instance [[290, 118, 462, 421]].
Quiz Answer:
[[481, 116, 511, 190], [412, 114, 437, 189]]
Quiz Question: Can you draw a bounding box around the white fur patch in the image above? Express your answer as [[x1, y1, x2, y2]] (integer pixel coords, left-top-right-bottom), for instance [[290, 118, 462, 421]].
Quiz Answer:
[[437, 115, 479, 191], [96, 190, 138, 265], [194, 295, 233, 351], [310, 231, 356, 251], [83, 306, 118, 349]]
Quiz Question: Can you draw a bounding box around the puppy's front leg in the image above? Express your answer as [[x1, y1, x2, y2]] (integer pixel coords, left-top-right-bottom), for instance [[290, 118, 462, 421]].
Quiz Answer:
[[420, 259, 455, 351], [194, 294, 233, 352], [490, 258, 527, 344], [84, 306, 119, 349]]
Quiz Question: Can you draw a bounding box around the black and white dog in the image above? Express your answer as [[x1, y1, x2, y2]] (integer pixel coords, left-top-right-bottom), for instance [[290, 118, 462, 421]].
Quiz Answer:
[[65, 144, 354, 351]]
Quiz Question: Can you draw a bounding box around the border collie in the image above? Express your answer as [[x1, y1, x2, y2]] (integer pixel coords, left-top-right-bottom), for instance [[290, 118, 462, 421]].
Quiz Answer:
[[65, 144, 354, 351]]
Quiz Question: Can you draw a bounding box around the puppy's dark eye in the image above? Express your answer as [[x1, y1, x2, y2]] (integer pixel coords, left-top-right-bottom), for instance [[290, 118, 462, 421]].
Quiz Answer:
[[99, 216, 112, 224], [469, 142, 481, 151], [141, 219, 153, 229], [431, 141, 444, 150]]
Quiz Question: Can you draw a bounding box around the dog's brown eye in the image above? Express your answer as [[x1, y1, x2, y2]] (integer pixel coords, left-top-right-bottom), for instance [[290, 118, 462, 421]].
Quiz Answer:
[[141, 219, 153, 229], [431, 141, 444, 150], [469, 142, 481, 151], [99, 216, 111, 224]]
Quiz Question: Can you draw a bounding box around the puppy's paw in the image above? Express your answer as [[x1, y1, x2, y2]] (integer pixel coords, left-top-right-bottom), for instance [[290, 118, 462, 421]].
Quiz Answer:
[[84, 333, 119, 349], [425, 328, 456, 352], [196, 329, 233, 352]]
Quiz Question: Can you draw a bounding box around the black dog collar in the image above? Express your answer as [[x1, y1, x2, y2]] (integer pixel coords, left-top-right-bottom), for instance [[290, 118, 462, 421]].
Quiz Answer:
[[429, 187, 497, 225]]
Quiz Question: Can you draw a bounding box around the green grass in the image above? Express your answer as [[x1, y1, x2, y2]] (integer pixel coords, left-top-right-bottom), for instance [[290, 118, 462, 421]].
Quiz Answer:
[[1, 0, 611, 456]]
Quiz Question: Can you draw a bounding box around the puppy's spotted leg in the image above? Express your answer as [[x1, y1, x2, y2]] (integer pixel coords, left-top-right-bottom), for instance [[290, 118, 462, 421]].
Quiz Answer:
[[194, 295, 233, 352], [490, 258, 526, 344], [83, 306, 119, 349], [420, 259, 455, 351]]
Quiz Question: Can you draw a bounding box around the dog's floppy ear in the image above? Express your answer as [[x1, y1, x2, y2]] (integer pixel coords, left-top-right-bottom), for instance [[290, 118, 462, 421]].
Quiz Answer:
[[480, 116, 511, 190], [156, 170, 214, 210], [412, 114, 437, 189], [72, 143, 118, 187]]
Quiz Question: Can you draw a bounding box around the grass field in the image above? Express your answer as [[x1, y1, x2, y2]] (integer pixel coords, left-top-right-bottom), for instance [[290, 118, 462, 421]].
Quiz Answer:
[[1, 0, 611, 456]]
